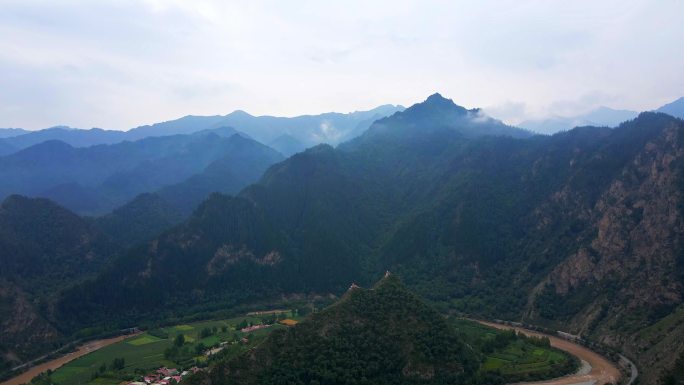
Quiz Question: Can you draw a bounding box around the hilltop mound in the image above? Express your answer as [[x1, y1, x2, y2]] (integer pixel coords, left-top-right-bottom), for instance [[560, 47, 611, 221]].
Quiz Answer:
[[190, 274, 479, 385]]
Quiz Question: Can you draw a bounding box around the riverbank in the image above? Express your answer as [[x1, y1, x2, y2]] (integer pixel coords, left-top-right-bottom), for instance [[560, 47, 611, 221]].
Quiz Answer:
[[477, 320, 621, 385], [1, 333, 139, 385]]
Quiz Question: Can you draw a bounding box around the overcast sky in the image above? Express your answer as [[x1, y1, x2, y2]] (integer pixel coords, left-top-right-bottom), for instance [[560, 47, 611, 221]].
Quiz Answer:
[[1, 0, 683, 130]]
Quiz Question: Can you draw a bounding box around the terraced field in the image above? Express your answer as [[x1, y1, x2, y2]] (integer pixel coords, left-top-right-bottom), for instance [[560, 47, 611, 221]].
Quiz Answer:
[[478, 320, 621, 385], [483, 341, 568, 375], [452, 319, 578, 382]]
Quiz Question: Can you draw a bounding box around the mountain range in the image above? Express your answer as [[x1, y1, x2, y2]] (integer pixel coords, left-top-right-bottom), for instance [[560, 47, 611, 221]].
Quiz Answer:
[[0, 128, 28, 138], [1, 93, 684, 384], [0, 105, 404, 157], [516, 96, 684, 134], [0, 129, 283, 215]]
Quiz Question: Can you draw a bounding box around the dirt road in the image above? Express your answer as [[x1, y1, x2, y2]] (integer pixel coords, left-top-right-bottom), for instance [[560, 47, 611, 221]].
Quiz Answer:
[[1, 333, 139, 385], [477, 320, 621, 385]]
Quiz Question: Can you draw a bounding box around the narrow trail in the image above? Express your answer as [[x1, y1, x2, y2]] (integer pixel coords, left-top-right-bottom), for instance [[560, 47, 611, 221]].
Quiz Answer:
[[1, 333, 140, 385], [476, 320, 621, 385]]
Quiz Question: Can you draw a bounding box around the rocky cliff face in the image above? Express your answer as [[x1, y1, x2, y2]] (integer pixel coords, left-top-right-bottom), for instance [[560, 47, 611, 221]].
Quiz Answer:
[[528, 122, 684, 383]]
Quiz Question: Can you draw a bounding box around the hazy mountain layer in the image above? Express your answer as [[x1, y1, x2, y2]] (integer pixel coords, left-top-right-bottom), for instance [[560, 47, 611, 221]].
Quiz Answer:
[[0, 106, 403, 157], [0, 128, 28, 139], [0, 130, 282, 215], [518, 106, 639, 134], [657, 97, 684, 119], [516, 96, 684, 134]]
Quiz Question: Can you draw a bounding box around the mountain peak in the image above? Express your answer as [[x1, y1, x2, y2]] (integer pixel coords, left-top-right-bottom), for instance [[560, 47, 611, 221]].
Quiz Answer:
[[393, 93, 469, 121], [342, 93, 531, 149], [421, 92, 465, 110], [425, 92, 448, 102], [21, 140, 75, 153], [227, 109, 254, 118]]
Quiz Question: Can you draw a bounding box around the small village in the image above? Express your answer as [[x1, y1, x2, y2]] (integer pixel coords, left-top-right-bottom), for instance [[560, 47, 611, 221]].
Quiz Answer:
[[126, 366, 198, 385], [124, 315, 300, 385]]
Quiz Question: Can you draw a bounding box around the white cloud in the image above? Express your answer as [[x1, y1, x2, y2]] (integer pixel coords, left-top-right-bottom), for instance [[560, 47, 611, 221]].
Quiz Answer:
[[0, 0, 682, 130]]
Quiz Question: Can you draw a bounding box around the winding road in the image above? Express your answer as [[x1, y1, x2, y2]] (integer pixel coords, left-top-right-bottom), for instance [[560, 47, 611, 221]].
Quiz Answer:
[[477, 320, 621, 385]]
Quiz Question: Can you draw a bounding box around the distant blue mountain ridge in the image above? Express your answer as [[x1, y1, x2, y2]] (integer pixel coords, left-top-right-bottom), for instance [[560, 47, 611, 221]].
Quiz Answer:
[[516, 96, 684, 134], [0, 104, 404, 157]]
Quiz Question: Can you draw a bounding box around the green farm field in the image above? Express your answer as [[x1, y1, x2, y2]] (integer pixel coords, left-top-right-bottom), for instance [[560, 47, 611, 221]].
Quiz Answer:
[[452, 319, 578, 382], [47, 311, 296, 385]]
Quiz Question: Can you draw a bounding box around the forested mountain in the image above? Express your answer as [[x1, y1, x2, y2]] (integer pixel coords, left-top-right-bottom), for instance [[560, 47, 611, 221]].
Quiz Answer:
[[187, 274, 480, 385], [93, 193, 185, 249], [0, 130, 283, 215], [154, 133, 285, 216], [56, 94, 531, 325], [0, 195, 117, 294], [0, 195, 120, 370], [92, 133, 284, 247]]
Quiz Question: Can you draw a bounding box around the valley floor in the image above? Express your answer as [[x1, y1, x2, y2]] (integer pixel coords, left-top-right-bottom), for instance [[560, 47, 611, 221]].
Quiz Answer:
[[0, 333, 139, 385], [2, 314, 625, 385], [477, 320, 621, 385]]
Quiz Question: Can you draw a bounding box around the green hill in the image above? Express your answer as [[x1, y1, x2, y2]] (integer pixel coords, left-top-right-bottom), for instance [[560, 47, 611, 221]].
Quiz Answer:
[[189, 274, 480, 385]]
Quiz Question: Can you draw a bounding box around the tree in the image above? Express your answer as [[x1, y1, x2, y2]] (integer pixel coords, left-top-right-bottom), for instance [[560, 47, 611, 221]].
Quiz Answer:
[[111, 357, 125, 371], [174, 334, 185, 347], [195, 342, 206, 355]]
